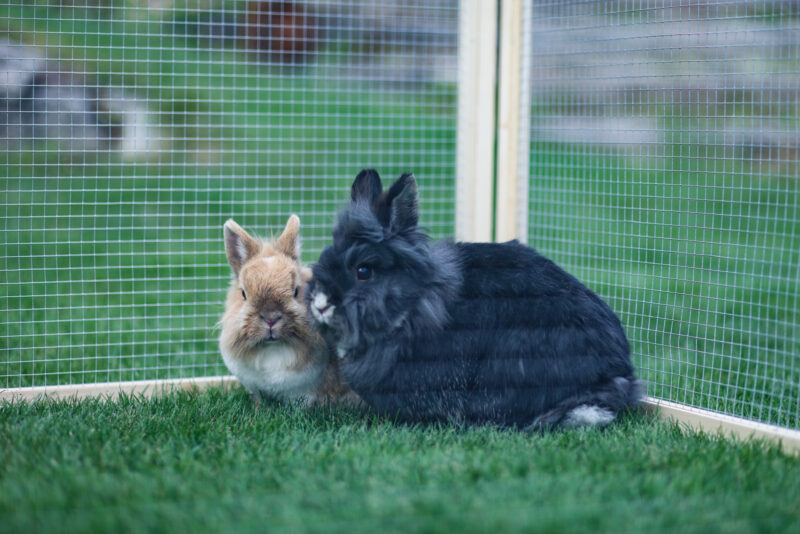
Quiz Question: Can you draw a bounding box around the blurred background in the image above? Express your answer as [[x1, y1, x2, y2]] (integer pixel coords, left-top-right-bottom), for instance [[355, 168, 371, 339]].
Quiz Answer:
[[1, 1, 798, 429], [2, 0, 459, 386]]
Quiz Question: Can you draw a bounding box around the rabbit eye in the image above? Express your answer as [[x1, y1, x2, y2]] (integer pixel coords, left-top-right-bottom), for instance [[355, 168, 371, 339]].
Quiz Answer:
[[293, 286, 299, 299], [355, 264, 373, 281], [241, 289, 247, 301]]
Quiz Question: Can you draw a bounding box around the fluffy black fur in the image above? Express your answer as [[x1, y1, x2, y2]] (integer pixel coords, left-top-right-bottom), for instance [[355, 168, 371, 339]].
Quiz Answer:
[[308, 169, 641, 429]]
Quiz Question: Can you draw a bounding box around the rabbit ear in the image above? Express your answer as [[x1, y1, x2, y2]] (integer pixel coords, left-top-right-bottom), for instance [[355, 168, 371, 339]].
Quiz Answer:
[[386, 173, 418, 232], [351, 168, 383, 204], [275, 214, 301, 260], [224, 219, 260, 277]]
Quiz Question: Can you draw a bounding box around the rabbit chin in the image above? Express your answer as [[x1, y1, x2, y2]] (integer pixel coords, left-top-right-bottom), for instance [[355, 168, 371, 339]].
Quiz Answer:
[[221, 342, 325, 403]]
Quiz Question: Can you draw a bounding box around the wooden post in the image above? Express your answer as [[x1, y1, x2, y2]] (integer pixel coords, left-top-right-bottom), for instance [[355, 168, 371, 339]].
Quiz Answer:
[[495, 0, 531, 242], [455, 0, 498, 243]]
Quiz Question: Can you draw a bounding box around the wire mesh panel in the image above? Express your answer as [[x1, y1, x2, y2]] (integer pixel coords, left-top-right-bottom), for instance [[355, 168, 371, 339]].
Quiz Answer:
[[1, 0, 459, 388], [526, 1, 799, 428]]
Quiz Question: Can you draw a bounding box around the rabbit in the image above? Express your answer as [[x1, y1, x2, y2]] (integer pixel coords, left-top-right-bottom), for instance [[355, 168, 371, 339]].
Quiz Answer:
[[219, 215, 357, 407], [307, 169, 641, 430]]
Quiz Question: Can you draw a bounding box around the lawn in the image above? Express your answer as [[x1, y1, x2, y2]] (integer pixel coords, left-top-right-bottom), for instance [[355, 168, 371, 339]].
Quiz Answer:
[[1, 387, 799, 534]]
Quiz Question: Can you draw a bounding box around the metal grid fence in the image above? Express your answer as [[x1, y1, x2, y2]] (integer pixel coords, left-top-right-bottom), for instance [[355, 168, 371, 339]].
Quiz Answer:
[[526, 0, 799, 429], [1, 0, 459, 388], [3, 0, 798, 433]]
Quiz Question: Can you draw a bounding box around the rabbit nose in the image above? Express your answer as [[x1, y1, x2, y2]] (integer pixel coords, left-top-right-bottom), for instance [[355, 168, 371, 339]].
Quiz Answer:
[[260, 310, 282, 328]]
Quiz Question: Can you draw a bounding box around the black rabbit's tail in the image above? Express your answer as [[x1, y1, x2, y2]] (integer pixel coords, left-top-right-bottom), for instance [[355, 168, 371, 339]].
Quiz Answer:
[[528, 376, 643, 431]]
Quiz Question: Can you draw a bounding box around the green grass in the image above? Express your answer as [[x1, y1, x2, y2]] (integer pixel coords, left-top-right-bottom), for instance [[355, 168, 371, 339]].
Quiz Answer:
[[1, 387, 800, 534]]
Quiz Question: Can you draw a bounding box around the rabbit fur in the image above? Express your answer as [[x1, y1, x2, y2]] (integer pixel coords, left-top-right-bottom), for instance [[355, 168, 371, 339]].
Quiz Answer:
[[307, 170, 641, 429], [219, 215, 355, 406]]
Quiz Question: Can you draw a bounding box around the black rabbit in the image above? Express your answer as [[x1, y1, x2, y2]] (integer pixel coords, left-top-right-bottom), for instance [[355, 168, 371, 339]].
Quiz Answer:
[[308, 169, 641, 429]]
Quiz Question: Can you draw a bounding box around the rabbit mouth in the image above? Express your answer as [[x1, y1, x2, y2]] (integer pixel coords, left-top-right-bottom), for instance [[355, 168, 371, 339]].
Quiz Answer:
[[257, 333, 281, 345]]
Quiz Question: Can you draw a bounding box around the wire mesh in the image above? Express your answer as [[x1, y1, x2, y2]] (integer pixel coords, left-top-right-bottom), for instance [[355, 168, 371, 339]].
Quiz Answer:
[[526, 0, 800, 429], [1, 0, 459, 388]]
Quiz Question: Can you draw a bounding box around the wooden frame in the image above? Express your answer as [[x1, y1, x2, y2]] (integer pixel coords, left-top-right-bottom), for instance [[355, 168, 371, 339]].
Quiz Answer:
[[0, 376, 237, 402], [455, 0, 497, 242], [495, 0, 527, 242], [642, 397, 800, 455]]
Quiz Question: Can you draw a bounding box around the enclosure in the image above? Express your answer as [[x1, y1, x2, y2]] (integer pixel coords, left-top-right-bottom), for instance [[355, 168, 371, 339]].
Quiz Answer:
[[1, 0, 799, 443]]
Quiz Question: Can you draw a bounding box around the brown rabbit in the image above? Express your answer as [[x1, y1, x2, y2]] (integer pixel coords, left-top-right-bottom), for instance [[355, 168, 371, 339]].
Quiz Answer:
[[219, 215, 356, 406]]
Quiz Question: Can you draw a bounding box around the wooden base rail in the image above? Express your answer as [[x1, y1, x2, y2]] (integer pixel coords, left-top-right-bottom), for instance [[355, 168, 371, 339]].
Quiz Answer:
[[641, 396, 800, 455], [0, 376, 238, 402]]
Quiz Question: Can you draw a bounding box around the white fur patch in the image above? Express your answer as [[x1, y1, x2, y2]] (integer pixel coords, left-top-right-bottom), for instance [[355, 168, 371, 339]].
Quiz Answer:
[[313, 292, 327, 309], [221, 342, 323, 403], [311, 292, 335, 324], [563, 405, 615, 428], [262, 256, 276, 264]]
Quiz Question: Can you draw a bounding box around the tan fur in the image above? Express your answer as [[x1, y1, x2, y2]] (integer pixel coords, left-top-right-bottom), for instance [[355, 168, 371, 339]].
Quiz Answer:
[[219, 215, 357, 406], [313, 348, 363, 407]]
